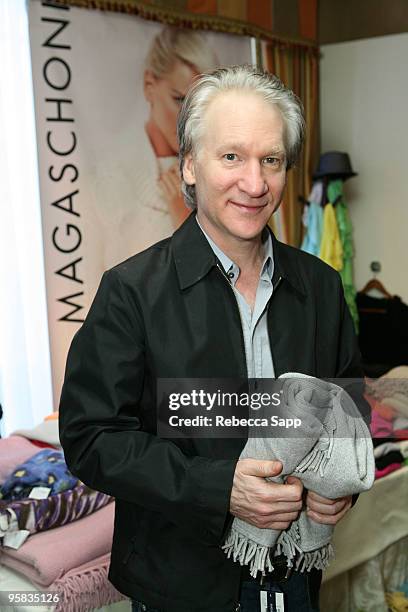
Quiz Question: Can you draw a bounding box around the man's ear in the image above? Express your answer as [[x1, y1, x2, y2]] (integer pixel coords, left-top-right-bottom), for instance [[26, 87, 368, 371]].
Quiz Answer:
[[183, 153, 196, 185], [144, 69, 156, 103]]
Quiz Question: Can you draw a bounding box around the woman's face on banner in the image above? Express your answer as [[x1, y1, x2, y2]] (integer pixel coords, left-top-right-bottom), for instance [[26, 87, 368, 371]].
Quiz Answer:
[[145, 59, 198, 154]]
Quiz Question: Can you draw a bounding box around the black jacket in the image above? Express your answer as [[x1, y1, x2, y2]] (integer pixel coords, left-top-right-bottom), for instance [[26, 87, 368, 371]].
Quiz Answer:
[[356, 291, 408, 376], [59, 213, 365, 612]]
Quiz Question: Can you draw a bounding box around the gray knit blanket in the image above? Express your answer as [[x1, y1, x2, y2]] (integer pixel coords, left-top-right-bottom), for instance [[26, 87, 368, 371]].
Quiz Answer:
[[222, 374, 374, 576]]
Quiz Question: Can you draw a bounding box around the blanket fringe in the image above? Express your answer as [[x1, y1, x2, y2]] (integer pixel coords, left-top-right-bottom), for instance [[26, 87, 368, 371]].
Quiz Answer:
[[51, 563, 126, 612], [222, 530, 274, 577], [223, 524, 334, 577], [275, 524, 334, 572], [274, 523, 302, 567], [295, 428, 335, 477], [293, 543, 335, 572]]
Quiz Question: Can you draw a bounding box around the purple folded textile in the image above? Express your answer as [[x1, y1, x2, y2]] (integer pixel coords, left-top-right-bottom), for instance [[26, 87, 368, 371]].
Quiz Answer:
[[0, 482, 112, 538]]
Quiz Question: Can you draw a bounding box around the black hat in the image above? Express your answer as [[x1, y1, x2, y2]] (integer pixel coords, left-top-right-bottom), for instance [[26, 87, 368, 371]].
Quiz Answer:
[[313, 151, 358, 181]]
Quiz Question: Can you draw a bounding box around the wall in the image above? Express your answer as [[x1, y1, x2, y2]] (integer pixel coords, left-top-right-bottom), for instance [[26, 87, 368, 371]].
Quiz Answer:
[[320, 33, 408, 303]]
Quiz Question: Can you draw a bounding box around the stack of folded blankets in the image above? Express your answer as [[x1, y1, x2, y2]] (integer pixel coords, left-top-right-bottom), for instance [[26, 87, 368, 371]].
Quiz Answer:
[[0, 412, 127, 612], [365, 366, 408, 479]]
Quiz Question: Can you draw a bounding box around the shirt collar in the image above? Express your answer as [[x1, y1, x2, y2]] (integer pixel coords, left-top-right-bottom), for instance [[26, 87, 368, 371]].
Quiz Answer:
[[196, 217, 274, 283], [171, 212, 306, 296]]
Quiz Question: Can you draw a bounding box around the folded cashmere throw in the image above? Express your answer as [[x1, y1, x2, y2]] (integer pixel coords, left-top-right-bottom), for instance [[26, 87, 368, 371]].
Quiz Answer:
[[373, 440, 407, 458], [375, 462, 402, 480], [223, 375, 375, 577], [365, 376, 408, 419], [0, 503, 115, 586], [11, 420, 61, 449], [51, 553, 126, 612]]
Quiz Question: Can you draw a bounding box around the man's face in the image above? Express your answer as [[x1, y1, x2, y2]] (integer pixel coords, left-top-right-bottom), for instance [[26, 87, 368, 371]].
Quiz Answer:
[[183, 90, 287, 243], [144, 60, 199, 154]]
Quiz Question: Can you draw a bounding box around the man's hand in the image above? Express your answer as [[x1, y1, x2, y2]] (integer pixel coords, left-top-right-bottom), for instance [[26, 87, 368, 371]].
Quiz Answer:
[[306, 491, 352, 525], [230, 459, 303, 530]]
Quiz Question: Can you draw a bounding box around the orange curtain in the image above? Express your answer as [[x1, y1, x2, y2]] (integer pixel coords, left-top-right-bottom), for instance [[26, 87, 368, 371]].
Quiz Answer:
[[262, 40, 319, 247]]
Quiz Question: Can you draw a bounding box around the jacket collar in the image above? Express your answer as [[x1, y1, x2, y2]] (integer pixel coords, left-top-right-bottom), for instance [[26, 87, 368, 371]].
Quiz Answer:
[[172, 211, 306, 297], [270, 232, 307, 297]]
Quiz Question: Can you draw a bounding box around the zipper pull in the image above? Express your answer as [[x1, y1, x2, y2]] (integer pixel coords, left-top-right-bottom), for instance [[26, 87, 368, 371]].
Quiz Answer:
[[216, 262, 232, 284], [122, 536, 137, 564], [273, 276, 283, 292], [122, 547, 133, 565]]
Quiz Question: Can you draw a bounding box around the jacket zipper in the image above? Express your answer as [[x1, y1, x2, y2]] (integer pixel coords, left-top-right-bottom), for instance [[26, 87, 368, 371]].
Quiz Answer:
[[216, 263, 247, 377], [266, 275, 283, 371], [217, 261, 282, 376], [272, 276, 283, 293], [216, 263, 283, 378], [122, 536, 137, 565], [268, 275, 283, 324]]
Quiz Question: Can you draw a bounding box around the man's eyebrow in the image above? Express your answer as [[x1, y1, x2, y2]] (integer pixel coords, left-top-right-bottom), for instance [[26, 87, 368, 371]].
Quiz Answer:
[[263, 149, 286, 157], [215, 142, 246, 153], [171, 88, 184, 97], [215, 143, 285, 156]]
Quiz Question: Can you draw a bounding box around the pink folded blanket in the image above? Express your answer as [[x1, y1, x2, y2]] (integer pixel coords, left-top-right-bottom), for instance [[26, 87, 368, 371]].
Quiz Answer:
[[51, 553, 127, 612], [370, 409, 394, 439], [0, 436, 39, 483], [375, 462, 402, 479], [0, 503, 114, 587]]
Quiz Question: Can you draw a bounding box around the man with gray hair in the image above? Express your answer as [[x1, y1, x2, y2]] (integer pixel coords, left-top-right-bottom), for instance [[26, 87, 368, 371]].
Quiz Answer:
[[60, 65, 364, 611]]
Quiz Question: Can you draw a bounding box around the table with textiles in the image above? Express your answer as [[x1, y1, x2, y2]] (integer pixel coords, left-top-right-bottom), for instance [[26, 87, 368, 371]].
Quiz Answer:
[[320, 368, 408, 610], [320, 465, 408, 612], [0, 419, 131, 612]]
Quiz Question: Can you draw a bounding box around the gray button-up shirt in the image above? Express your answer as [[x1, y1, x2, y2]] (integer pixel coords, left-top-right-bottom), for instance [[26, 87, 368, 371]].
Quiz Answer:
[[197, 219, 275, 379]]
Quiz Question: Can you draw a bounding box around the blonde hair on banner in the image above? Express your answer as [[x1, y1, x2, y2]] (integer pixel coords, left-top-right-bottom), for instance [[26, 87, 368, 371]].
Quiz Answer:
[[145, 26, 219, 78]]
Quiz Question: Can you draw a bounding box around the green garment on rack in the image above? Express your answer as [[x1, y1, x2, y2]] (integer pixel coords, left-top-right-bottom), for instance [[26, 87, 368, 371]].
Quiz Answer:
[[327, 180, 359, 333]]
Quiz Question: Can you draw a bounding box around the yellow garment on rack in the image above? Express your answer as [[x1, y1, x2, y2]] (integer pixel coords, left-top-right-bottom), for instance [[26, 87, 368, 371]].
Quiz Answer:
[[319, 203, 343, 271], [386, 590, 408, 612]]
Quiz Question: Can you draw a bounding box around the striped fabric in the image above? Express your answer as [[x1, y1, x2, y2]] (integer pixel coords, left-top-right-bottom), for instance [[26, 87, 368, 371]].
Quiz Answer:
[[0, 482, 112, 538]]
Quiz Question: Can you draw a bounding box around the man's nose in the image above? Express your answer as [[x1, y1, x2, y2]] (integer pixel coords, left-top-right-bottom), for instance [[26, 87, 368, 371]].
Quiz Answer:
[[237, 160, 268, 198]]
